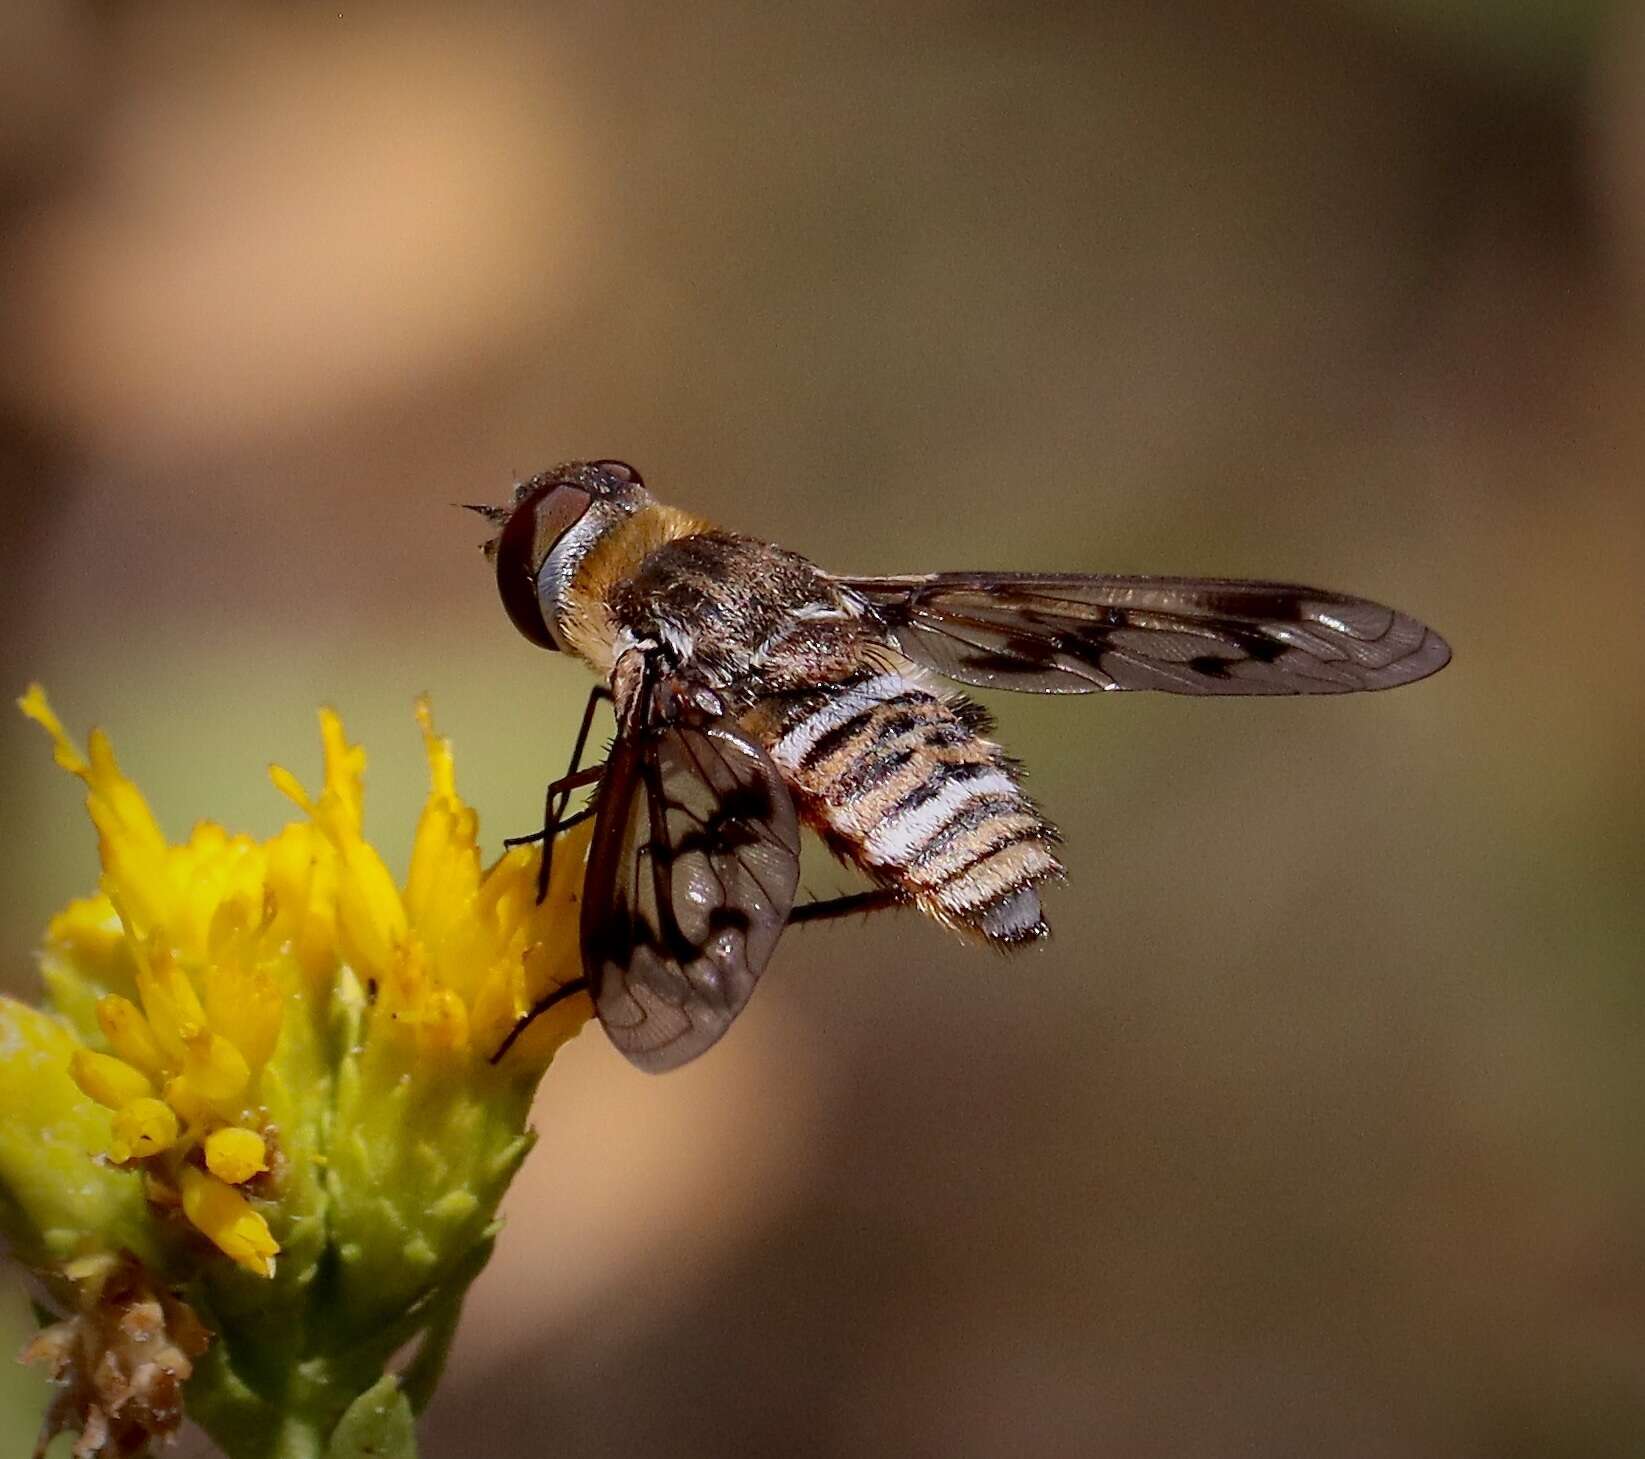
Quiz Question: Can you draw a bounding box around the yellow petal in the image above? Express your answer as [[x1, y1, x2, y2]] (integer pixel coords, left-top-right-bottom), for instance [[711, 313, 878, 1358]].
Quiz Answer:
[[464, 831, 593, 1062], [271, 709, 414, 984], [161, 1075, 214, 1134], [44, 895, 129, 976], [406, 798, 481, 948], [468, 964, 521, 1051], [179, 1030, 251, 1105], [264, 822, 341, 980], [95, 996, 167, 1080], [268, 764, 315, 817], [318, 708, 368, 833], [18, 684, 88, 774], [135, 957, 208, 1061], [204, 1127, 268, 1184], [201, 960, 283, 1072], [418, 987, 470, 1053], [83, 729, 168, 858], [21, 690, 179, 942], [333, 840, 407, 982], [270, 709, 368, 842], [415, 696, 456, 802], [69, 1049, 153, 1110], [294, 845, 341, 979], [179, 1167, 278, 1276], [109, 1097, 179, 1162]]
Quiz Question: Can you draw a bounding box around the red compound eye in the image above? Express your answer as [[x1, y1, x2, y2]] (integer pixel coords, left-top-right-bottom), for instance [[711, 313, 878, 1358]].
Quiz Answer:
[[494, 482, 591, 649]]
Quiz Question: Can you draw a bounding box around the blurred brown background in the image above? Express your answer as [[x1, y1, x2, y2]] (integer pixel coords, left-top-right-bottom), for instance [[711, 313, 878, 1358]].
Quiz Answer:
[[3, 0, 1643, 1454]]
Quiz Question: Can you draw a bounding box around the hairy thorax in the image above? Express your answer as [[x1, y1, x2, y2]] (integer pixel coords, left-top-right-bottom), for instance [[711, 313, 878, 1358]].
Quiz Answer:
[[600, 530, 879, 704]]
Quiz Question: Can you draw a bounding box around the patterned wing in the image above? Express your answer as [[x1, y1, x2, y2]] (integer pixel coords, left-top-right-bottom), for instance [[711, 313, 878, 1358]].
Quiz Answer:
[[582, 712, 801, 1073], [840, 572, 1450, 696]]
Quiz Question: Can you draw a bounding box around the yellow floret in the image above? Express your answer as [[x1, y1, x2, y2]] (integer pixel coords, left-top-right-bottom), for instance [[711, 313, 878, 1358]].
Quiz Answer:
[[95, 995, 167, 1079], [110, 1098, 179, 1162], [204, 1127, 268, 1184], [179, 1167, 278, 1276], [69, 1049, 154, 1110]]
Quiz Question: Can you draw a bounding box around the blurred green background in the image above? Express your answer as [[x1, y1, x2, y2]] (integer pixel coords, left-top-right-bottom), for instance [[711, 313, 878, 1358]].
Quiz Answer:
[[2, 0, 1643, 1454]]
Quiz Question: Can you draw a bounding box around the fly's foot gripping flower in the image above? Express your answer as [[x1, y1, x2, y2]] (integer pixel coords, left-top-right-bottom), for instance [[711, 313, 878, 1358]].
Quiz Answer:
[[3, 689, 594, 1459]]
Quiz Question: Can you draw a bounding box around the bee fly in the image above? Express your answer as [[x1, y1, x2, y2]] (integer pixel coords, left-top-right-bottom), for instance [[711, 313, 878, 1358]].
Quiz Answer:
[[468, 460, 1449, 1072]]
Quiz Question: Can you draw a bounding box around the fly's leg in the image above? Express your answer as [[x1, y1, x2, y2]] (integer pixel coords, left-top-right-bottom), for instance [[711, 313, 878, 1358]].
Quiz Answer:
[[488, 977, 590, 1065], [487, 686, 615, 1062], [502, 765, 604, 846], [788, 888, 906, 925], [502, 684, 612, 903]]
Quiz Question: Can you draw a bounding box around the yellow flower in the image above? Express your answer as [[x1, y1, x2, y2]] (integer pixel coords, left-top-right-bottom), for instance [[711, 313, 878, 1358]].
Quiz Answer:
[[3, 687, 594, 1459], [269, 699, 588, 1066]]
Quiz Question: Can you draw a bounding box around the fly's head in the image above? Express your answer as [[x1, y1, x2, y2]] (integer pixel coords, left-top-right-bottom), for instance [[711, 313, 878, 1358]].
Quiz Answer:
[[466, 460, 650, 651]]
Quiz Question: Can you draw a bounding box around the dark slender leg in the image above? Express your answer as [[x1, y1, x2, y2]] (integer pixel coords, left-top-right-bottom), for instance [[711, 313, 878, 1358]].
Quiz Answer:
[[788, 888, 906, 925], [489, 977, 590, 1065], [502, 766, 604, 848], [501, 802, 598, 846], [506, 685, 611, 903]]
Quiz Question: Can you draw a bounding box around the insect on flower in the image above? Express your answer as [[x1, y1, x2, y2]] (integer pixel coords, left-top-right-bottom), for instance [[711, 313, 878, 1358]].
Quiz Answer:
[[469, 461, 1449, 1073]]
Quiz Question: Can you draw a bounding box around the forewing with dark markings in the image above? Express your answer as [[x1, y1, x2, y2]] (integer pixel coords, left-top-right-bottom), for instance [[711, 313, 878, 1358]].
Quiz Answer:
[[582, 712, 801, 1073], [840, 572, 1450, 696]]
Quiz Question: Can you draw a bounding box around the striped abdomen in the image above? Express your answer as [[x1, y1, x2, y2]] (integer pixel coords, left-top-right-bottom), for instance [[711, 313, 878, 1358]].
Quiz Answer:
[[761, 672, 1061, 944]]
